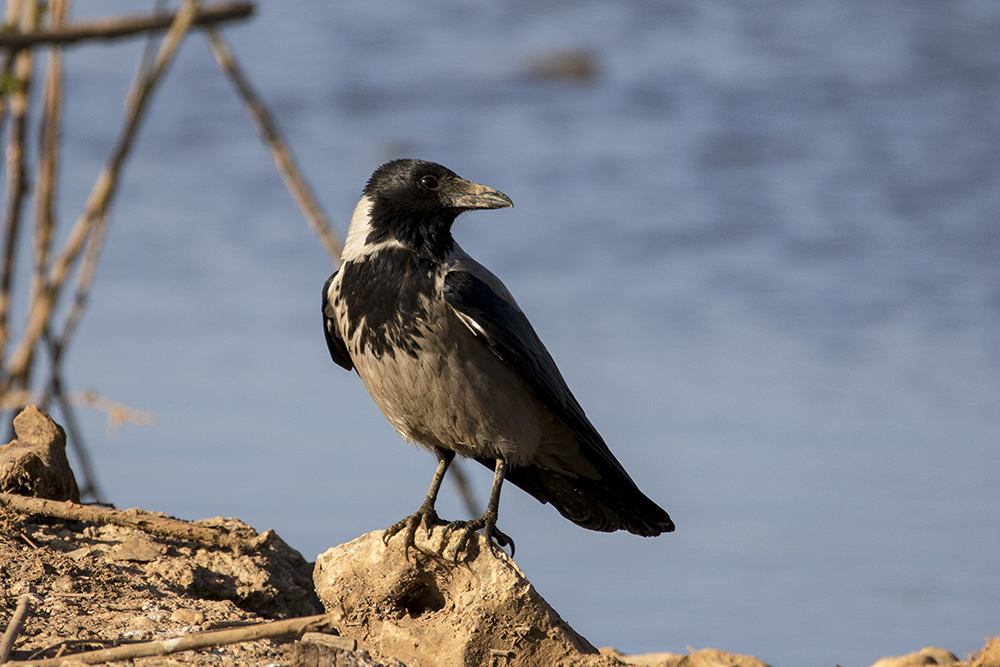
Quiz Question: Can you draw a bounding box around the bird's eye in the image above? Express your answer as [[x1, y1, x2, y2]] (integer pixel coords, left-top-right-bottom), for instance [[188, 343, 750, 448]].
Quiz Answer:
[[420, 175, 439, 190]]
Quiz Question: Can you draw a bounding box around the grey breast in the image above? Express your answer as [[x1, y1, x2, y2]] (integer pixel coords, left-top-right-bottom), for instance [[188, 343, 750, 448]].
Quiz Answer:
[[343, 279, 568, 466]]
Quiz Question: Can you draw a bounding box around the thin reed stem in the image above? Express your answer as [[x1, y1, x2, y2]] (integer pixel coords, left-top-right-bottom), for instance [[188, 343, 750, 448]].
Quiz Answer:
[[206, 28, 343, 265], [3, 0, 202, 390]]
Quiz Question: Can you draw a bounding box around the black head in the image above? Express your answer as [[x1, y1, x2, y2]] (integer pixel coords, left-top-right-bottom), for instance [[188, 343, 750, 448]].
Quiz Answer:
[[362, 159, 512, 258]]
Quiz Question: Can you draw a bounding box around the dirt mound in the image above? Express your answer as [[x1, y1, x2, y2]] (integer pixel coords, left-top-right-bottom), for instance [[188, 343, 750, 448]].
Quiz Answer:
[[0, 499, 324, 664]]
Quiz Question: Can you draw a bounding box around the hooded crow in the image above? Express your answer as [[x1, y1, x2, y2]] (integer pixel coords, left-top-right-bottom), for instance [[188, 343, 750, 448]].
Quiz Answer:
[[323, 159, 674, 556]]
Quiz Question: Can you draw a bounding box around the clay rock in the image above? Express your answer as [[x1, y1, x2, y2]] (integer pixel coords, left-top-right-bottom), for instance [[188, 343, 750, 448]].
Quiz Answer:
[[288, 632, 405, 667], [602, 646, 771, 667], [314, 527, 623, 667], [870, 647, 961, 667], [674, 648, 771, 667], [972, 637, 1000, 667], [0, 405, 79, 502], [600, 647, 687, 667]]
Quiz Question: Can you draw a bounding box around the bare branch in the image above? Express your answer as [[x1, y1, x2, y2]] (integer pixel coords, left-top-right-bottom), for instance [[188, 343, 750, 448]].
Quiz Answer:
[[30, 0, 69, 304], [3, 612, 339, 666], [0, 493, 263, 551], [206, 28, 343, 265], [24, 0, 69, 396], [0, 0, 41, 365], [0, 2, 254, 50], [70, 389, 156, 430], [0, 594, 33, 664], [3, 0, 202, 388], [0, 388, 153, 428]]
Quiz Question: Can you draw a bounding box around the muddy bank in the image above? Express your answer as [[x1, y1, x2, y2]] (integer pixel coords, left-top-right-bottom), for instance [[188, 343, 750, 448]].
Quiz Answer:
[[1, 406, 997, 666]]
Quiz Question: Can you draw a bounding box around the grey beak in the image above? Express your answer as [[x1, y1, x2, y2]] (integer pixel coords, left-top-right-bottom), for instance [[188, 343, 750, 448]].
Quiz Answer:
[[448, 179, 513, 210]]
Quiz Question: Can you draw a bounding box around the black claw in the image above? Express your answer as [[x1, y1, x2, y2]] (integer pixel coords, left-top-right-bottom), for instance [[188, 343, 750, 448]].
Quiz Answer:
[[383, 505, 446, 559], [439, 514, 513, 562], [385, 501, 513, 561], [493, 528, 515, 557]]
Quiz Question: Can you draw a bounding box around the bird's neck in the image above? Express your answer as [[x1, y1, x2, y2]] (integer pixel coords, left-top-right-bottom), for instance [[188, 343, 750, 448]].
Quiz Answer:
[[343, 196, 456, 263], [380, 216, 455, 261]]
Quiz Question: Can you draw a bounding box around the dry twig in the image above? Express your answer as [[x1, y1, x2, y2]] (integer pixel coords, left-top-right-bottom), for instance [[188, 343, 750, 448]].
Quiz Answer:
[[69, 390, 156, 430], [0, 0, 40, 365], [206, 28, 343, 265], [0, 2, 253, 50], [3, 0, 201, 390], [0, 594, 33, 663], [0, 493, 261, 551], [29, 0, 68, 338], [4, 612, 338, 666], [17, 0, 71, 407], [0, 390, 153, 428]]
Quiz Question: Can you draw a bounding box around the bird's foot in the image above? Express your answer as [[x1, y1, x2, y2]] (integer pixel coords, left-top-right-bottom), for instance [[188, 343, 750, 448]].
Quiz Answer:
[[383, 504, 448, 560], [444, 511, 515, 561]]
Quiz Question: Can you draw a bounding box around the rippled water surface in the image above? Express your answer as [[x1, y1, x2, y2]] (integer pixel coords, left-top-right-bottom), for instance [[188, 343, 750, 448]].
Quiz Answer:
[[32, 2, 1000, 665]]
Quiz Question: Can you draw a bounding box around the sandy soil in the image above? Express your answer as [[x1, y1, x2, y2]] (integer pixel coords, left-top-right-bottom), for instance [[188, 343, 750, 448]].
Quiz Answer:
[[0, 406, 996, 667], [2, 503, 997, 667], [0, 505, 323, 665]]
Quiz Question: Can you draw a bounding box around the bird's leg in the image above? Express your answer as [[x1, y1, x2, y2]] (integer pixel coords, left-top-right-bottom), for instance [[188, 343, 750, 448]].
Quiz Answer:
[[384, 449, 454, 557], [448, 457, 515, 560]]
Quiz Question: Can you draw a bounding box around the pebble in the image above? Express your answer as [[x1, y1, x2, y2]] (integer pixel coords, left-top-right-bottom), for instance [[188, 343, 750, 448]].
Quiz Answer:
[[170, 608, 206, 626]]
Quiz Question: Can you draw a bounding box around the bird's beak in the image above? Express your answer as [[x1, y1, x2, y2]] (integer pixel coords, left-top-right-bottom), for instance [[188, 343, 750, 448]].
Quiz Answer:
[[448, 179, 513, 210]]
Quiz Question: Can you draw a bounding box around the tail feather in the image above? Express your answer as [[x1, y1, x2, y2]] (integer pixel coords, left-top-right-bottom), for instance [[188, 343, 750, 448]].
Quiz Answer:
[[479, 458, 675, 536]]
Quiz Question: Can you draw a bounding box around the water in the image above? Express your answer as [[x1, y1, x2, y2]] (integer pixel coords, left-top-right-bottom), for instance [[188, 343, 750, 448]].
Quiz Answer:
[[13, 1, 1000, 665]]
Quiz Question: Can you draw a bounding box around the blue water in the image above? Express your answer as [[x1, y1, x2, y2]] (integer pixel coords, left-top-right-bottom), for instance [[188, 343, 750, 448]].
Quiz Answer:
[[18, 1, 1000, 665]]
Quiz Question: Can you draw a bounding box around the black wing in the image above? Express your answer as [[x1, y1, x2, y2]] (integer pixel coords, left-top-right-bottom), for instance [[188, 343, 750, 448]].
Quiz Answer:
[[447, 265, 674, 536], [323, 272, 354, 371], [442, 268, 630, 480]]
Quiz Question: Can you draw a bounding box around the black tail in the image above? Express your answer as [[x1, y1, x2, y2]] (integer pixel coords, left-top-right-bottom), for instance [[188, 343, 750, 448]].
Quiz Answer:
[[478, 458, 675, 536]]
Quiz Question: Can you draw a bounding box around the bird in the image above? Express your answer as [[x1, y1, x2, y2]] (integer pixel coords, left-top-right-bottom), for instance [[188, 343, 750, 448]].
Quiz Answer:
[[322, 158, 674, 557]]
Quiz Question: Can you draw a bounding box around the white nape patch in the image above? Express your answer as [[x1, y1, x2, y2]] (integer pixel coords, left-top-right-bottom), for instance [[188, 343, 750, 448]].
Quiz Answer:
[[341, 194, 406, 261], [341, 195, 375, 261]]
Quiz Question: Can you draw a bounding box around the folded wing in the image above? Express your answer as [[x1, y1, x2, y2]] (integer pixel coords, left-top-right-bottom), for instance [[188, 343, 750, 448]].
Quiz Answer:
[[323, 272, 354, 372], [442, 264, 674, 536]]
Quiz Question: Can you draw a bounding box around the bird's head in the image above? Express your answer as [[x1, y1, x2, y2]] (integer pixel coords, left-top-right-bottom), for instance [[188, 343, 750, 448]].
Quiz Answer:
[[357, 159, 513, 259]]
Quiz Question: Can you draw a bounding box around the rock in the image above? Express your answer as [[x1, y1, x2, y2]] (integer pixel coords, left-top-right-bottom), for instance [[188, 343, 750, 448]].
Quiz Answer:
[[972, 637, 1000, 667], [677, 648, 771, 667], [601, 647, 686, 666], [313, 527, 623, 667], [870, 647, 962, 667], [300, 632, 358, 653], [170, 608, 206, 626], [109, 537, 166, 562], [0, 405, 79, 502], [287, 636, 404, 667], [128, 615, 157, 631], [605, 646, 770, 667]]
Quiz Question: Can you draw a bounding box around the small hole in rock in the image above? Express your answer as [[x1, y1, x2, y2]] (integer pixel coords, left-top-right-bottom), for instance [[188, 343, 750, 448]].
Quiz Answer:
[[394, 579, 445, 619]]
